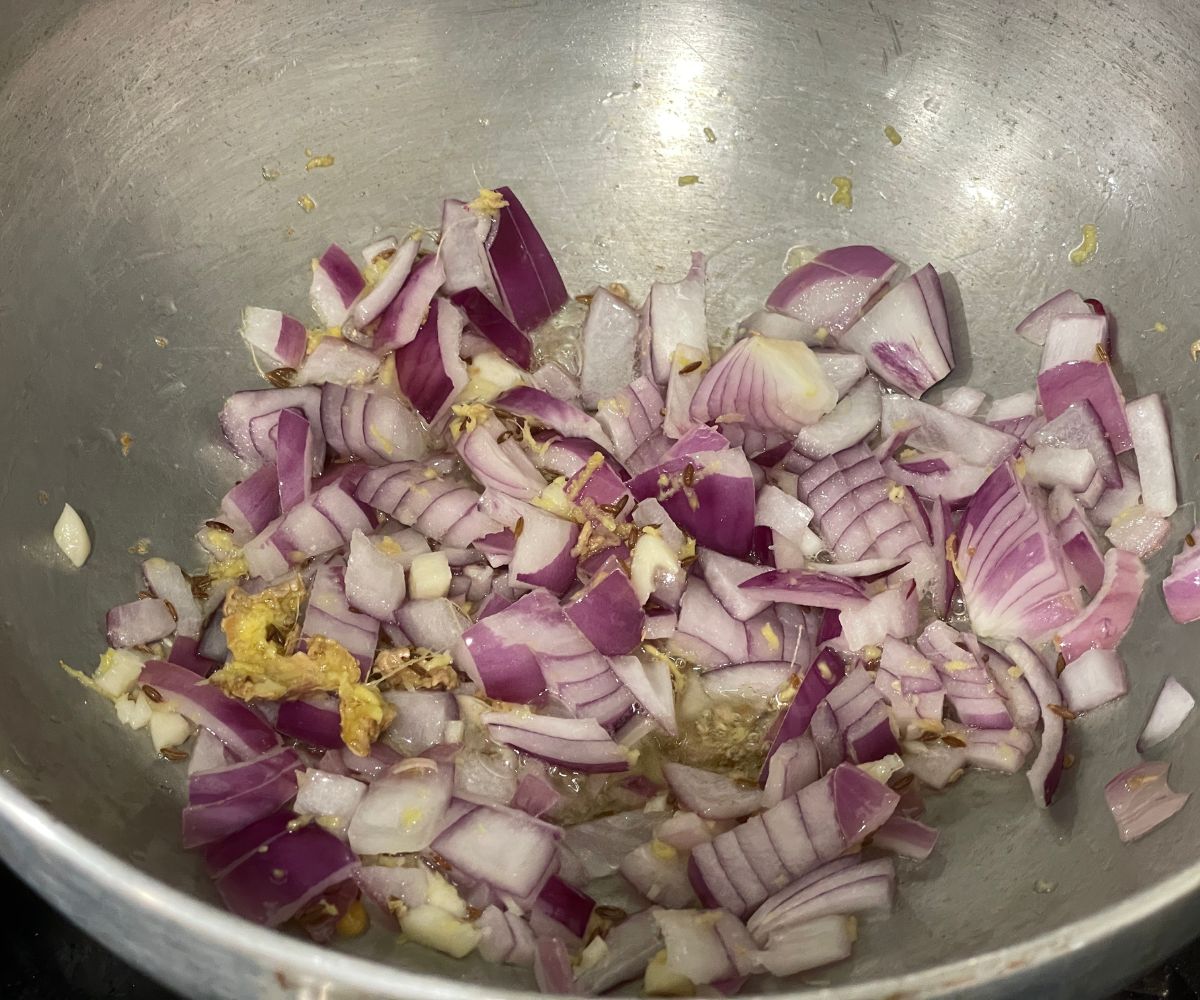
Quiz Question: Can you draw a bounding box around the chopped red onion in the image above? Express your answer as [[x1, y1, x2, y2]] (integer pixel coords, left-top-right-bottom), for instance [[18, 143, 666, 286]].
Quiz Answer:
[[1015, 289, 1089, 346], [839, 265, 953, 397], [483, 712, 631, 773], [689, 334, 838, 434], [486, 186, 569, 333], [373, 252, 446, 354], [309, 244, 366, 327], [1037, 359, 1132, 453], [1105, 761, 1189, 842], [393, 298, 468, 425], [1137, 676, 1194, 752], [1104, 505, 1170, 559], [240, 307, 307, 369], [432, 801, 561, 900], [794, 376, 882, 459], [765, 245, 898, 340], [663, 762, 763, 820], [872, 815, 938, 860], [1055, 548, 1146, 663], [1163, 536, 1200, 624], [346, 759, 452, 855], [1058, 648, 1129, 715], [1125, 394, 1177, 517], [451, 286, 533, 369], [1005, 641, 1066, 807], [296, 338, 381, 387]]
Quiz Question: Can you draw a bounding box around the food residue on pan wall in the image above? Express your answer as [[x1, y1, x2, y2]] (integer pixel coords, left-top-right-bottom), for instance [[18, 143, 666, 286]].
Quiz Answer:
[[703, 126, 717, 143], [1153, 321, 1168, 333], [884, 124, 902, 145], [677, 174, 701, 186], [119, 433, 134, 457], [305, 153, 336, 171], [1069, 223, 1098, 265], [128, 538, 151, 555], [297, 194, 317, 213], [154, 336, 169, 348], [831, 176, 853, 209], [1190, 339, 1200, 363], [261, 166, 281, 181]]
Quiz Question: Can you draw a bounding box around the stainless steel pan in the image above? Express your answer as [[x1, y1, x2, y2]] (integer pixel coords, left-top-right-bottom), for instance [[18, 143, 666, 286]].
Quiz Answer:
[[2, 1, 1199, 996]]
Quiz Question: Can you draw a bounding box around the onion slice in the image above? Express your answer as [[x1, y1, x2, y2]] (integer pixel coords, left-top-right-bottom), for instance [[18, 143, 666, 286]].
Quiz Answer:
[[1105, 761, 1189, 842], [1137, 676, 1195, 752]]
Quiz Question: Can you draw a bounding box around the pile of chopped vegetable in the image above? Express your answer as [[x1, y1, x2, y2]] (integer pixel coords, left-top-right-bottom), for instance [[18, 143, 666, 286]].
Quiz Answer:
[[68, 186, 1199, 994]]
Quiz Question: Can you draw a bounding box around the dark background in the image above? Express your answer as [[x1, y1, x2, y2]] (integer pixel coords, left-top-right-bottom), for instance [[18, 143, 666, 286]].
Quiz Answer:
[[0, 860, 1191, 999]]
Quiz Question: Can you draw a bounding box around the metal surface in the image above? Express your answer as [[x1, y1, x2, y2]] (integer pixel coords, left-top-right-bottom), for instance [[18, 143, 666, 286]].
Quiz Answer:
[[0, 0, 1198, 997]]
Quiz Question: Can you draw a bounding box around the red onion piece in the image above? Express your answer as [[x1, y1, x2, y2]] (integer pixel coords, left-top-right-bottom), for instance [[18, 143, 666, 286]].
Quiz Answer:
[[182, 748, 302, 848], [1137, 676, 1195, 752], [345, 234, 420, 335], [1105, 761, 1189, 842], [432, 800, 561, 900], [346, 760, 452, 855], [663, 762, 763, 820], [1031, 400, 1123, 490], [838, 581, 919, 651], [794, 376, 882, 459], [747, 856, 894, 946], [373, 251, 445, 353], [814, 351, 869, 398], [918, 620, 1012, 728], [274, 408, 314, 513], [754, 913, 857, 976], [563, 559, 644, 655], [142, 557, 203, 640], [690, 763, 897, 916], [296, 338, 380, 386], [1005, 641, 1066, 807], [218, 463, 281, 543], [628, 446, 757, 557], [140, 660, 280, 760], [301, 560, 379, 676], [344, 529, 406, 622], [689, 335, 838, 434], [880, 394, 1019, 468], [483, 712, 630, 773], [957, 461, 1081, 643], [741, 569, 868, 611], [875, 637, 944, 732], [393, 298, 468, 425], [476, 904, 536, 966], [219, 386, 325, 467], [1163, 537, 1200, 624], [309, 243, 366, 327], [1057, 648, 1128, 715], [1025, 444, 1097, 492], [765, 245, 898, 339], [1037, 359, 1132, 453], [450, 285, 533, 369], [509, 508, 579, 595], [1015, 289, 1089, 346], [215, 822, 359, 927], [640, 251, 707, 385], [576, 287, 640, 407], [595, 376, 665, 462], [872, 816, 938, 860], [240, 307, 307, 368], [1039, 312, 1108, 372], [1125, 394, 1176, 516], [494, 386, 614, 451], [276, 695, 344, 750], [438, 198, 500, 300], [1104, 505, 1170, 559], [106, 598, 176, 648], [1055, 547, 1146, 663], [486, 186, 569, 333], [839, 265, 953, 397]]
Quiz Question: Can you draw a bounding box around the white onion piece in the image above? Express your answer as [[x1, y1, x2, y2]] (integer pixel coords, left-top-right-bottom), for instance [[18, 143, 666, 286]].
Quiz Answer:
[[940, 386, 987, 417], [295, 769, 368, 831], [53, 503, 90, 568], [1104, 504, 1170, 559], [1137, 676, 1195, 752], [1058, 648, 1128, 714], [345, 234, 420, 333], [1125, 394, 1177, 517], [987, 390, 1037, 421], [148, 710, 191, 753]]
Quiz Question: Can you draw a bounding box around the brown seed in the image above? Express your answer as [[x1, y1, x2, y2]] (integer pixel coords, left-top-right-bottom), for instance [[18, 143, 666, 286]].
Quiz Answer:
[[574, 293, 594, 305], [678, 358, 703, 375], [1188, 533, 1196, 548], [1063, 753, 1076, 769], [1047, 703, 1076, 721], [266, 367, 297, 388], [266, 624, 288, 647], [465, 905, 483, 921], [1094, 343, 1110, 363], [682, 463, 695, 487], [188, 573, 213, 600], [1055, 653, 1066, 676], [424, 852, 452, 872], [163, 600, 178, 622], [513, 516, 525, 539], [141, 684, 164, 703], [205, 520, 235, 533], [496, 430, 513, 444], [160, 746, 189, 762], [891, 772, 915, 791], [918, 729, 941, 743], [941, 733, 967, 748], [137, 590, 154, 600], [607, 494, 629, 517]]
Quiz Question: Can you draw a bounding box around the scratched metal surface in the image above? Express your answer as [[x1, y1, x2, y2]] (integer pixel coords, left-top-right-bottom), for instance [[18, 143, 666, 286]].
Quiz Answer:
[[0, 0, 1199, 997]]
